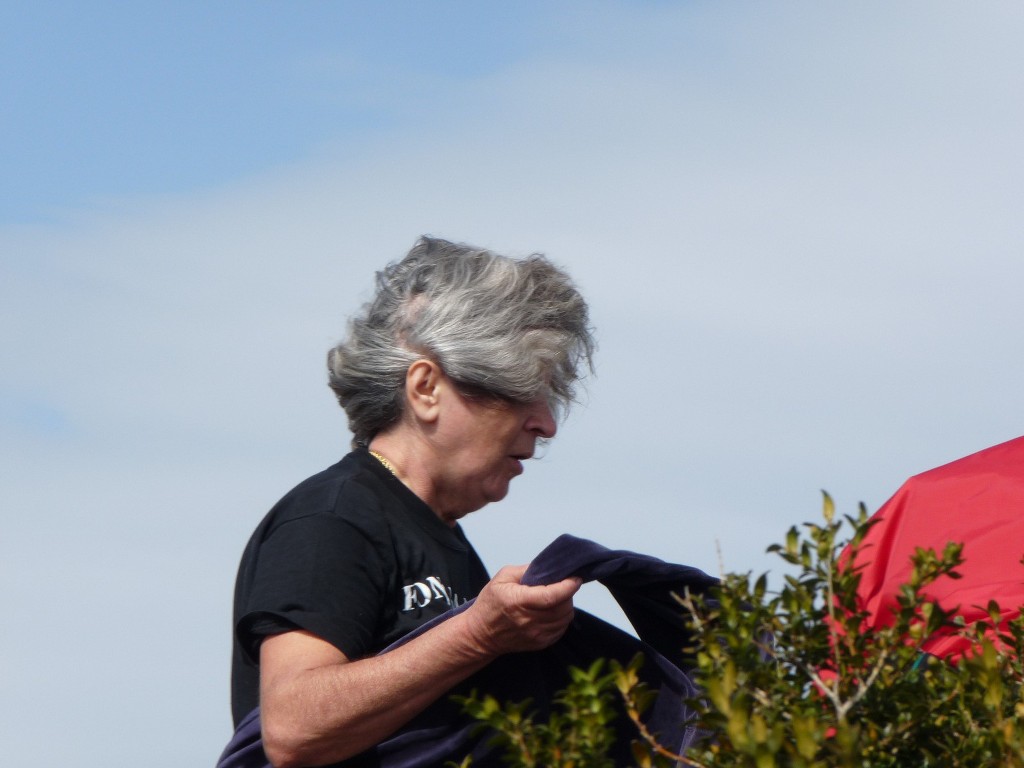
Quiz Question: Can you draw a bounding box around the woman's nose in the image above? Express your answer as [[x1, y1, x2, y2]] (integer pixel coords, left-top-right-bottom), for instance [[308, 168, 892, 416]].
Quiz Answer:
[[524, 398, 557, 439]]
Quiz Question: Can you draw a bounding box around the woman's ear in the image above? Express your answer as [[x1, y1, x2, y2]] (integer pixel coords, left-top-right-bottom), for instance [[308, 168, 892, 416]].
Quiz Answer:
[[405, 359, 443, 424]]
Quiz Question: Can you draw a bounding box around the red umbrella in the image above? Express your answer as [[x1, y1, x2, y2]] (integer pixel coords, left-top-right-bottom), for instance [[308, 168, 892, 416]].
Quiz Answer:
[[848, 435, 1024, 661]]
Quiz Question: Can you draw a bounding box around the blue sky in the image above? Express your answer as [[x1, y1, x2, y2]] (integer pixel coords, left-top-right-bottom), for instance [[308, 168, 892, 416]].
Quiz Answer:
[[3, 2, 1023, 766], [3, 2, 619, 223]]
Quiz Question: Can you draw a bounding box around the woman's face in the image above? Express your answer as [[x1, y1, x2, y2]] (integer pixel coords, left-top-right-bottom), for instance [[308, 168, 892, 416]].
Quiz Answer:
[[431, 385, 557, 522]]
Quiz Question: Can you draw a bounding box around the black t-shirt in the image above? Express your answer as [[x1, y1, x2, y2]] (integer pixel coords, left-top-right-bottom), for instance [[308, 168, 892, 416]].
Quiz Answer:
[[230, 448, 490, 726]]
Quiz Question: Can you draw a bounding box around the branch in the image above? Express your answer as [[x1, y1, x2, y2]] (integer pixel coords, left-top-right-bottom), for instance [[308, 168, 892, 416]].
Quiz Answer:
[[620, 701, 708, 768]]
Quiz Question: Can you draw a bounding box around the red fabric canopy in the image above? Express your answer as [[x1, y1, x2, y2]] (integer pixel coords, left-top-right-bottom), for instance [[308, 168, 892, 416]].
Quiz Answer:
[[848, 435, 1024, 660]]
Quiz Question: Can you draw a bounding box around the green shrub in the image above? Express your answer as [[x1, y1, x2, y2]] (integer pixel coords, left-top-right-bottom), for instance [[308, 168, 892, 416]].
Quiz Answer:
[[452, 658, 621, 768], [459, 494, 1024, 766]]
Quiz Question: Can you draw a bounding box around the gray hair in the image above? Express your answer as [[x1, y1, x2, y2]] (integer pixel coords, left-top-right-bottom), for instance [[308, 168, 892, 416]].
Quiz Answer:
[[327, 236, 595, 447]]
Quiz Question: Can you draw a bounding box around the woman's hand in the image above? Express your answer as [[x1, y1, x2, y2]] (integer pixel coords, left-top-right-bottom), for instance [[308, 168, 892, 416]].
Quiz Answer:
[[462, 564, 582, 656]]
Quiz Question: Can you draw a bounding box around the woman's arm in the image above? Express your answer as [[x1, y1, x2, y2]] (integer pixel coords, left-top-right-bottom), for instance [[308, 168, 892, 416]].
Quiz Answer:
[[259, 565, 581, 768]]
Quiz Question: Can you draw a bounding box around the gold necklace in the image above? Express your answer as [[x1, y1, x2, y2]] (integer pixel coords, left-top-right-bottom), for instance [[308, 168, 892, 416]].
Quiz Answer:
[[369, 450, 398, 477]]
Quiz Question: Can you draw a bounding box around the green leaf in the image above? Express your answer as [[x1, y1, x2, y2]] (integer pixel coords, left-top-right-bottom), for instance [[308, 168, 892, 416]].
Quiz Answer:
[[821, 491, 835, 523]]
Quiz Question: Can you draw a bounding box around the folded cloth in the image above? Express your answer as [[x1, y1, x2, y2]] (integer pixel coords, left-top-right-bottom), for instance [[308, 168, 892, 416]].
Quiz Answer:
[[216, 534, 717, 768]]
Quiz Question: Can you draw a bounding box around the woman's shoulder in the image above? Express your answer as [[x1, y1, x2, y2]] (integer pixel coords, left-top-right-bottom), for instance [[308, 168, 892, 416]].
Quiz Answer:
[[261, 451, 395, 536]]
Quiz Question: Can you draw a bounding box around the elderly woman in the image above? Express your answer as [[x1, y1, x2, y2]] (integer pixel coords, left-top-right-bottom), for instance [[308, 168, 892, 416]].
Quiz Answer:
[[230, 237, 595, 767]]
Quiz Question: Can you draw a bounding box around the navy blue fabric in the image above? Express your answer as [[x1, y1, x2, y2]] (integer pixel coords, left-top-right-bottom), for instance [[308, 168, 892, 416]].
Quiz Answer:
[[216, 534, 717, 768]]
